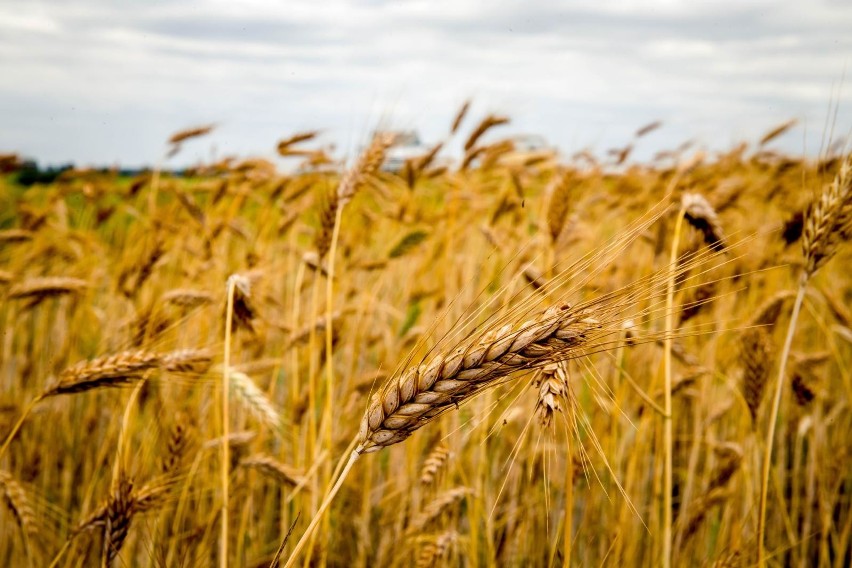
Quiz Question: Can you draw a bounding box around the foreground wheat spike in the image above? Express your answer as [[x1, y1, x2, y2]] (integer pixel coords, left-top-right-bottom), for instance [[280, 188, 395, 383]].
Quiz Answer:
[[358, 304, 603, 452]]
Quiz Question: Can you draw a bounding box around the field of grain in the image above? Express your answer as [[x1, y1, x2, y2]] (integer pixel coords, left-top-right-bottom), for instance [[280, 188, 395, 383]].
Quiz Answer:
[[0, 113, 850, 567]]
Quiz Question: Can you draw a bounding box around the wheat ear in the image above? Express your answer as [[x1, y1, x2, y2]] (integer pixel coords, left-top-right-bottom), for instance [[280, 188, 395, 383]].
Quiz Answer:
[[757, 155, 851, 566]]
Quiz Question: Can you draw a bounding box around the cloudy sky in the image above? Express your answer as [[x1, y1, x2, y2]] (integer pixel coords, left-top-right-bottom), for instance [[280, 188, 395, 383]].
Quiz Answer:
[[1, 0, 850, 168]]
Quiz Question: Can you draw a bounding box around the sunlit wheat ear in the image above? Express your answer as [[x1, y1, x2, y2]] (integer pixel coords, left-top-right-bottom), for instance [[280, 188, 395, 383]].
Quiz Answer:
[[166, 124, 215, 158], [43, 350, 162, 397], [228, 274, 256, 333], [0, 228, 33, 243], [406, 487, 472, 535], [358, 202, 728, 454], [7, 276, 88, 307], [534, 361, 570, 428], [708, 442, 743, 491], [749, 290, 796, 327], [226, 370, 281, 433], [545, 171, 574, 244], [420, 442, 451, 487], [0, 470, 39, 550], [681, 192, 725, 251], [801, 156, 852, 275], [160, 288, 215, 309], [160, 348, 214, 375], [416, 530, 458, 568], [759, 119, 797, 146], [161, 413, 191, 474], [740, 327, 773, 424], [463, 114, 509, 153], [337, 131, 395, 206], [357, 304, 602, 453], [314, 131, 394, 260], [102, 474, 134, 567], [240, 455, 308, 487], [276, 131, 319, 156], [71, 475, 177, 541], [450, 100, 471, 134]]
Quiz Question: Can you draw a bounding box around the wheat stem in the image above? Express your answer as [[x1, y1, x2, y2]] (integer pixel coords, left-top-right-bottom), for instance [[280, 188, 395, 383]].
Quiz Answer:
[[663, 206, 685, 568], [282, 448, 361, 568], [221, 276, 237, 568], [320, 205, 344, 554], [757, 274, 807, 566]]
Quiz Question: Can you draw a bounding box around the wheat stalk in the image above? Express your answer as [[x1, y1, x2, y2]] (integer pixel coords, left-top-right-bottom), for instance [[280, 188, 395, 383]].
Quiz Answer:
[[758, 154, 852, 566]]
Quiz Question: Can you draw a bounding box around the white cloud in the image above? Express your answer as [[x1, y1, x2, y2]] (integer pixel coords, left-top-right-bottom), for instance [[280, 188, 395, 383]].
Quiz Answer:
[[0, 0, 849, 167]]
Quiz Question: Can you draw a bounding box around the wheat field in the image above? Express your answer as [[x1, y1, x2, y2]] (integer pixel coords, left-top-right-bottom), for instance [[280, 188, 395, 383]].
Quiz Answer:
[[0, 112, 850, 567]]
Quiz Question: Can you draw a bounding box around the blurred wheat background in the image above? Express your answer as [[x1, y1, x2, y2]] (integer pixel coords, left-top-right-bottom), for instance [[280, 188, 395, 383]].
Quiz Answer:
[[0, 111, 850, 567]]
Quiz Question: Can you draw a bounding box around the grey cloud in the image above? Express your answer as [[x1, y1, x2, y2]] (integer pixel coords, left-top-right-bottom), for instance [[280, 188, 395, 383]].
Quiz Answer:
[[0, 0, 849, 167]]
